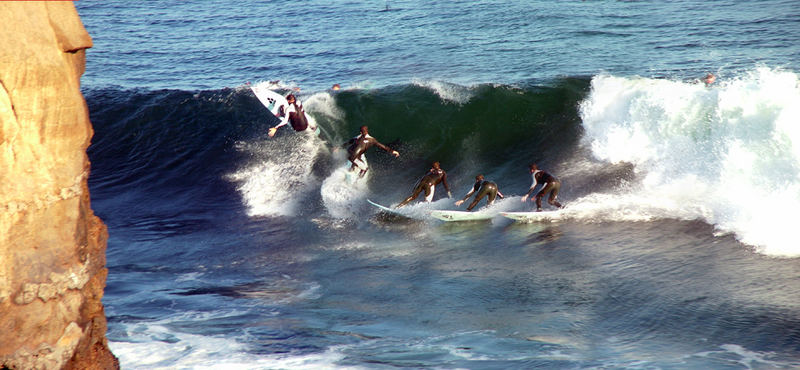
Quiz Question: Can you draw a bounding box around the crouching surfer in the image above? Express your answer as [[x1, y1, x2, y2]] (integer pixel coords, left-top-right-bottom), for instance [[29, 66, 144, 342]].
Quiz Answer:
[[455, 174, 504, 211], [396, 161, 452, 208], [268, 94, 316, 137], [521, 163, 563, 211], [342, 125, 400, 178]]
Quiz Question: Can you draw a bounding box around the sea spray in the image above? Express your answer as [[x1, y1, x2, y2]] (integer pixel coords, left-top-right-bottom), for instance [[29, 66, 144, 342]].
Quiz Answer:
[[412, 79, 476, 105], [579, 68, 800, 256], [320, 151, 372, 219], [229, 131, 325, 217]]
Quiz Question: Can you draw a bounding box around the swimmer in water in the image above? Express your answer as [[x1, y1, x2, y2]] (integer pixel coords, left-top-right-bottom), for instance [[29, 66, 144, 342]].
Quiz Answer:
[[521, 163, 563, 211], [455, 174, 504, 211], [703, 73, 716, 86], [396, 161, 452, 208], [342, 125, 400, 177]]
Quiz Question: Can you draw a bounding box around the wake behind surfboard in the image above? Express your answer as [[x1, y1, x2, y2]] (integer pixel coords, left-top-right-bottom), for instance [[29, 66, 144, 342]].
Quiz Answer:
[[430, 210, 495, 222], [367, 199, 414, 219], [368, 200, 497, 222], [501, 210, 565, 222]]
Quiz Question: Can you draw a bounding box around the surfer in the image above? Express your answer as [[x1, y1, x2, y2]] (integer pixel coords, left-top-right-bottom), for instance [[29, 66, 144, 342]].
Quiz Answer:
[[703, 73, 716, 86], [521, 163, 563, 211], [268, 94, 314, 137], [342, 125, 400, 177], [396, 161, 452, 208], [455, 174, 504, 211]]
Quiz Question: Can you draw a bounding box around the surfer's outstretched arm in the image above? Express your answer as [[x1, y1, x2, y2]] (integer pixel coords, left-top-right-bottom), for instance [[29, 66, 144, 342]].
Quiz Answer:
[[373, 139, 400, 158], [521, 176, 539, 202], [455, 187, 476, 207], [268, 105, 291, 137]]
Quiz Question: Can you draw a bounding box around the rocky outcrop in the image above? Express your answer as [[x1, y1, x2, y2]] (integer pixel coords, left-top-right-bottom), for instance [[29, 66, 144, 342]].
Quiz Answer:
[[0, 2, 118, 369]]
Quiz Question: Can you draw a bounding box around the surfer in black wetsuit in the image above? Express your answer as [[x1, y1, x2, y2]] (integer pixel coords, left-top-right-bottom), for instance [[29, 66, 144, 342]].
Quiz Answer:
[[396, 161, 452, 208], [343, 125, 400, 178], [268, 94, 314, 137], [521, 163, 563, 211], [455, 174, 504, 211]]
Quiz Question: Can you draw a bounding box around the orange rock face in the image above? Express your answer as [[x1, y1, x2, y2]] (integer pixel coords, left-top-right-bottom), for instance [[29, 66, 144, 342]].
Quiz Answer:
[[0, 2, 119, 369]]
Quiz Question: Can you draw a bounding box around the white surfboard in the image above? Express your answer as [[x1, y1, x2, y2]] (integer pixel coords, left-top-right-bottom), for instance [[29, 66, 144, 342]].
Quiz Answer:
[[250, 84, 288, 118], [430, 210, 495, 222], [251, 84, 320, 136], [501, 210, 564, 222], [367, 199, 411, 218]]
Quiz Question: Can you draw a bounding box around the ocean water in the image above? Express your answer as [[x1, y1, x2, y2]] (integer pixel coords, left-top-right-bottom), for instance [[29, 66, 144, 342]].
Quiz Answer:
[[75, 1, 800, 368]]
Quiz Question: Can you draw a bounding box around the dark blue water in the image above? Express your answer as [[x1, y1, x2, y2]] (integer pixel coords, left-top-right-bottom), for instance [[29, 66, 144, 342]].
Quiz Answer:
[[77, 1, 800, 368], [79, 0, 799, 91]]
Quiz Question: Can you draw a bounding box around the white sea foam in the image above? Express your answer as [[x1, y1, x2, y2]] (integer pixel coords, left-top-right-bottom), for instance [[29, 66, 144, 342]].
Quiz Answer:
[[690, 344, 797, 368], [303, 92, 345, 122], [302, 91, 346, 142], [577, 67, 800, 256], [248, 79, 299, 92], [110, 323, 353, 370], [228, 131, 324, 217], [320, 151, 372, 219]]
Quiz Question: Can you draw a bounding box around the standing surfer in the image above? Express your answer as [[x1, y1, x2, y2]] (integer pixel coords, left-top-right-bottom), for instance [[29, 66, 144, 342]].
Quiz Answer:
[[396, 161, 452, 208], [455, 174, 504, 211], [268, 94, 315, 137], [343, 125, 400, 178], [521, 163, 563, 211]]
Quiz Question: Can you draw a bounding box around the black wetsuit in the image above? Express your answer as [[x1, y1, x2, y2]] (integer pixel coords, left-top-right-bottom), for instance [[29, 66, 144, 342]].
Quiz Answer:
[[397, 167, 451, 207], [343, 134, 393, 176], [277, 101, 309, 131], [463, 180, 503, 211], [530, 170, 562, 210], [286, 102, 308, 131]]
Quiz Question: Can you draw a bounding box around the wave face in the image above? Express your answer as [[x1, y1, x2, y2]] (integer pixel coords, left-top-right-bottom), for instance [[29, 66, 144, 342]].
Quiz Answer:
[[87, 78, 594, 218], [87, 69, 800, 259], [579, 67, 800, 256]]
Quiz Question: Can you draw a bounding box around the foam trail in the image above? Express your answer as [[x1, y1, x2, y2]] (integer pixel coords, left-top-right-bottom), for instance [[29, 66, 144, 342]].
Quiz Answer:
[[578, 68, 800, 256], [229, 131, 324, 217], [321, 151, 372, 219]]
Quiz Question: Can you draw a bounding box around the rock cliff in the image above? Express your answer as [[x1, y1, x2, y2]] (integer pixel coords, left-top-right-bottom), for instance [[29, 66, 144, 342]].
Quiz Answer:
[[0, 2, 119, 369]]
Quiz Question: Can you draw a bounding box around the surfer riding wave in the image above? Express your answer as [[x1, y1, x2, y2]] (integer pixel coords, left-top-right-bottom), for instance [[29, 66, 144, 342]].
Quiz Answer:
[[269, 94, 316, 137]]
